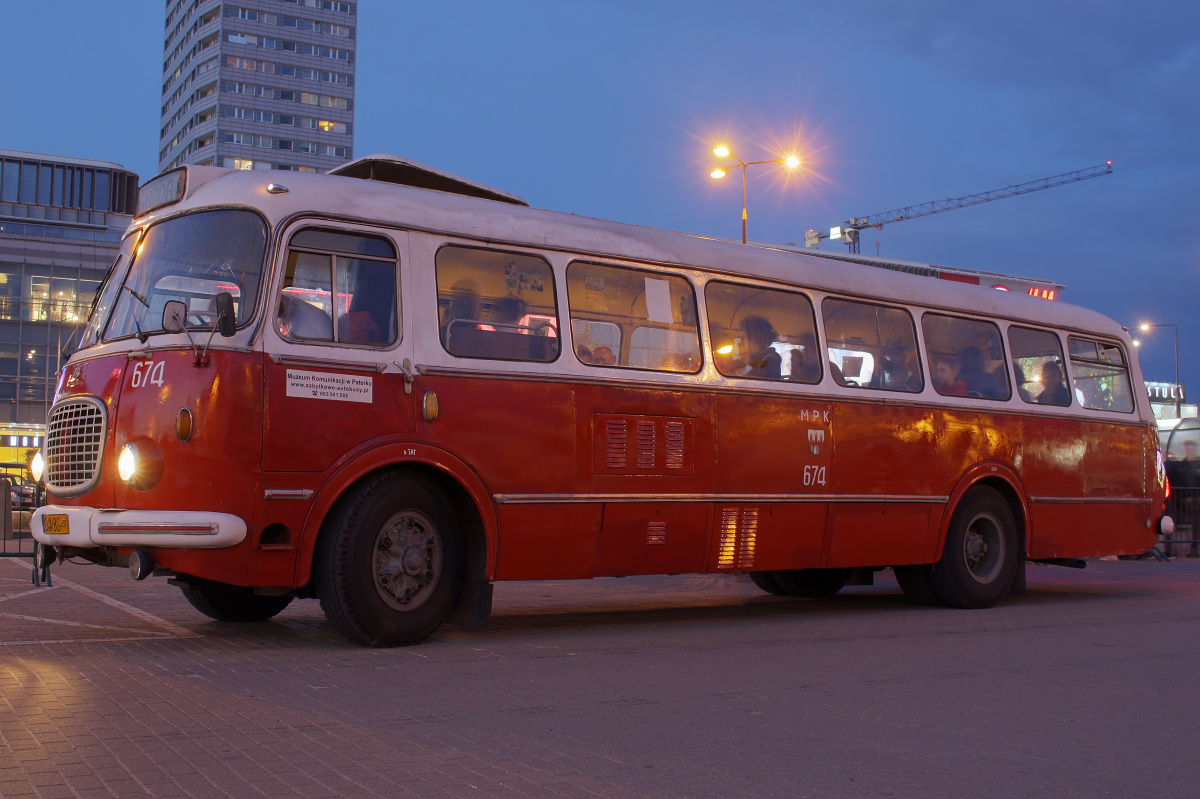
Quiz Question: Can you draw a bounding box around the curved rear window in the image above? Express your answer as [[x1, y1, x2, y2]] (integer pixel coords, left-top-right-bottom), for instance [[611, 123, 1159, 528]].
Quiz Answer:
[[104, 210, 267, 341]]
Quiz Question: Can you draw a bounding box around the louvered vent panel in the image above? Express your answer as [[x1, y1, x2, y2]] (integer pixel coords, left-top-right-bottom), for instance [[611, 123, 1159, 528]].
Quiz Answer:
[[738, 508, 759, 569], [716, 507, 757, 570], [646, 521, 667, 545], [717, 508, 739, 569], [636, 420, 656, 469], [593, 414, 694, 476], [606, 419, 627, 469], [664, 421, 685, 470]]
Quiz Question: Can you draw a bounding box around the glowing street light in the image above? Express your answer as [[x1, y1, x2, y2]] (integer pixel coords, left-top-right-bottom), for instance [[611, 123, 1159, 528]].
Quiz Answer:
[[710, 145, 801, 244], [1138, 321, 1182, 417]]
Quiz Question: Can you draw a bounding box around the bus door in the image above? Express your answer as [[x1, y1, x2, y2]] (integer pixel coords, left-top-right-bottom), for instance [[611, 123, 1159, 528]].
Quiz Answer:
[[568, 262, 716, 578], [262, 226, 413, 476]]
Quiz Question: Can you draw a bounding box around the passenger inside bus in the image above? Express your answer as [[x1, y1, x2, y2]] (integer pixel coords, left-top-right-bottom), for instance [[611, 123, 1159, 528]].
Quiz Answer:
[[590, 346, 617, 365], [958, 346, 1005, 398], [1013, 364, 1035, 402], [788, 333, 822, 382], [933, 356, 968, 396], [882, 349, 922, 391], [740, 315, 782, 379], [1036, 361, 1071, 405]]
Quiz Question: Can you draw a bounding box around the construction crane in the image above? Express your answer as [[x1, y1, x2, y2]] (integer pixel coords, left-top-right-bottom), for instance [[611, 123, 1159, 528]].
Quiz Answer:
[[805, 162, 1113, 253]]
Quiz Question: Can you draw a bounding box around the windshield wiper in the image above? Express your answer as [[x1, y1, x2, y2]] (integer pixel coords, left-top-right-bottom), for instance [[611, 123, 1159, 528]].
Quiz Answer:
[[122, 284, 150, 308]]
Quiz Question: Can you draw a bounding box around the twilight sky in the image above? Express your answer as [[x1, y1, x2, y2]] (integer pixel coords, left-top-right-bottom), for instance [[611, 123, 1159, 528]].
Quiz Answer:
[[4, 1, 1198, 391]]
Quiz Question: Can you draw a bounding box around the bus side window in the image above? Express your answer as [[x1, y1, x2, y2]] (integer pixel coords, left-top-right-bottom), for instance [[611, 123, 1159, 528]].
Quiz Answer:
[[821, 298, 921, 392], [921, 314, 1010, 400], [277, 228, 398, 346], [567, 261, 700, 374], [436, 245, 559, 362], [704, 281, 821, 383], [278, 251, 334, 342], [1068, 336, 1134, 412], [1008, 326, 1069, 406]]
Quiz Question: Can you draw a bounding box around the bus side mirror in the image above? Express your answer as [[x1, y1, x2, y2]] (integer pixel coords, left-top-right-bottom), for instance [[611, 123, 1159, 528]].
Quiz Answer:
[[163, 300, 187, 334], [215, 292, 236, 338]]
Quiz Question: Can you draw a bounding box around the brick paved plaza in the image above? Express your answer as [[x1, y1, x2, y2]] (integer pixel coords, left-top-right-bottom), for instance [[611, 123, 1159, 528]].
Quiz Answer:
[[2, 557, 1199, 798]]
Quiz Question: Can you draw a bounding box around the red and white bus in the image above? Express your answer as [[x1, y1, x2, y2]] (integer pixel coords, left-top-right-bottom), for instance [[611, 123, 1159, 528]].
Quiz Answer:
[[31, 155, 1171, 645]]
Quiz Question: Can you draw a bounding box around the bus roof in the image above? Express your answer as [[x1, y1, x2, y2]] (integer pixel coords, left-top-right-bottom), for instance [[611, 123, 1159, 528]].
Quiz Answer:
[[153, 159, 1128, 342]]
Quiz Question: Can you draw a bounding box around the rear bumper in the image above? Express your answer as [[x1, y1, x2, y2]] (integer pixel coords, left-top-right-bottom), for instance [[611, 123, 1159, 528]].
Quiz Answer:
[[31, 505, 247, 549]]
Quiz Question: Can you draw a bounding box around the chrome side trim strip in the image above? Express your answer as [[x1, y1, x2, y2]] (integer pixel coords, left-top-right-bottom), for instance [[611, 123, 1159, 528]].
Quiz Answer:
[[268, 354, 387, 373], [264, 489, 314, 501], [492, 493, 951, 505], [1029, 496, 1153, 505], [96, 523, 216, 535]]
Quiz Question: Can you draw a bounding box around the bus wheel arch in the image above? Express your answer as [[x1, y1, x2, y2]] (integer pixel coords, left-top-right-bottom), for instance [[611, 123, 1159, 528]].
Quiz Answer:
[[937, 468, 1029, 566]]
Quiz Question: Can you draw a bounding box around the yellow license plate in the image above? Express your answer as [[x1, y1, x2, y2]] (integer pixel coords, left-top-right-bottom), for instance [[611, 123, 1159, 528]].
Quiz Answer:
[[42, 514, 69, 535]]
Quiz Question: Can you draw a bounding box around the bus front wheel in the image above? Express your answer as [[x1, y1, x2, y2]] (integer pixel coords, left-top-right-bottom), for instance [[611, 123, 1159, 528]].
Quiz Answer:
[[930, 486, 1018, 609], [318, 473, 463, 646]]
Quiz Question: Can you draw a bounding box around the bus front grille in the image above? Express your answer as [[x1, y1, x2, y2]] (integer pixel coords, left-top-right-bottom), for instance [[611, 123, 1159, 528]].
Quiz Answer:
[[44, 396, 107, 497]]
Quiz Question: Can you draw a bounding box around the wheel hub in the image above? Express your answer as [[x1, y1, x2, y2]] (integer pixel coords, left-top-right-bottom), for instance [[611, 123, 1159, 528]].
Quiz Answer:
[[373, 511, 441, 611], [965, 532, 988, 567], [962, 512, 1004, 584]]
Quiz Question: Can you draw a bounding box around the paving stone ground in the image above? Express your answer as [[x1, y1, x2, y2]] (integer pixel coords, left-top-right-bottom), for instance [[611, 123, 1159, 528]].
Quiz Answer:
[[1, 556, 1199, 798]]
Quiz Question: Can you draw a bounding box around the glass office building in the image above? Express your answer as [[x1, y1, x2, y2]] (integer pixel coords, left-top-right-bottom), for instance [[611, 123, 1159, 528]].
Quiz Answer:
[[160, 0, 356, 174], [0, 149, 138, 460]]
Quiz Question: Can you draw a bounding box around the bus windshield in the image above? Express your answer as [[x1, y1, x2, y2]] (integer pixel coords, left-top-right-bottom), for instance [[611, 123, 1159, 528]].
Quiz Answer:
[[103, 210, 267, 342]]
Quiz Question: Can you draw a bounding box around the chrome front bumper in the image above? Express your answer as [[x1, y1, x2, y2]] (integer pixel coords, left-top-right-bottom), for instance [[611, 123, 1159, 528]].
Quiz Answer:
[[31, 505, 247, 549]]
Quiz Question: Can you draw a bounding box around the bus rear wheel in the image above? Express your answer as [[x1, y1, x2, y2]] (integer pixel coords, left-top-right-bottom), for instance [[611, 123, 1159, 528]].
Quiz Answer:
[[748, 571, 788, 595], [930, 486, 1018, 609], [893, 565, 940, 606], [772, 568, 852, 598], [180, 585, 293, 622], [318, 473, 463, 646]]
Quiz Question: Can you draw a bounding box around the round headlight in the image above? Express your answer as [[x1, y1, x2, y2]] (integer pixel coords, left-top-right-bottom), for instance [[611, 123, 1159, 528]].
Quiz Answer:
[[117, 444, 138, 482], [30, 450, 44, 482], [117, 439, 164, 490]]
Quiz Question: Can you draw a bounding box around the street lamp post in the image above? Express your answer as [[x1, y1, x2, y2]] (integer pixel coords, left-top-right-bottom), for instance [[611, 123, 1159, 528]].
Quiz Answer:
[[710, 146, 800, 244], [1139, 322, 1181, 417]]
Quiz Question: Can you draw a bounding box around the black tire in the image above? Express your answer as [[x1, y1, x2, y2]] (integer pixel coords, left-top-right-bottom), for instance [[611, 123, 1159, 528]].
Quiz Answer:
[[893, 565, 940, 606], [772, 568, 852, 598], [749, 570, 789, 596], [180, 585, 293, 621], [929, 486, 1018, 609], [318, 473, 463, 646]]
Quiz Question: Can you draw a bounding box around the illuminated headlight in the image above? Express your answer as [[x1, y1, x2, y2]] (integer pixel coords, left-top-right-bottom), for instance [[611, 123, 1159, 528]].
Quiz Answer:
[[30, 450, 44, 482], [117, 439, 165, 491]]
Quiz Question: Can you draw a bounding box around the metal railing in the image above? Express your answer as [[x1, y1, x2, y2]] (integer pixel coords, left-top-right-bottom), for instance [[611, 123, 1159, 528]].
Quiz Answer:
[[0, 477, 51, 584], [1159, 486, 1200, 558]]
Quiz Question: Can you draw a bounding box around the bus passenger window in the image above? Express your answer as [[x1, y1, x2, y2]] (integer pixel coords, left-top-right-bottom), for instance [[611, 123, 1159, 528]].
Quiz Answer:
[[1068, 336, 1134, 412], [821, 298, 921, 392], [1008, 326, 1069, 406], [705, 281, 821, 383], [567, 261, 700, 373], [436, 245, 559, 362], [277, 228, 398, 346], [921, 314, 1010, 400]]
